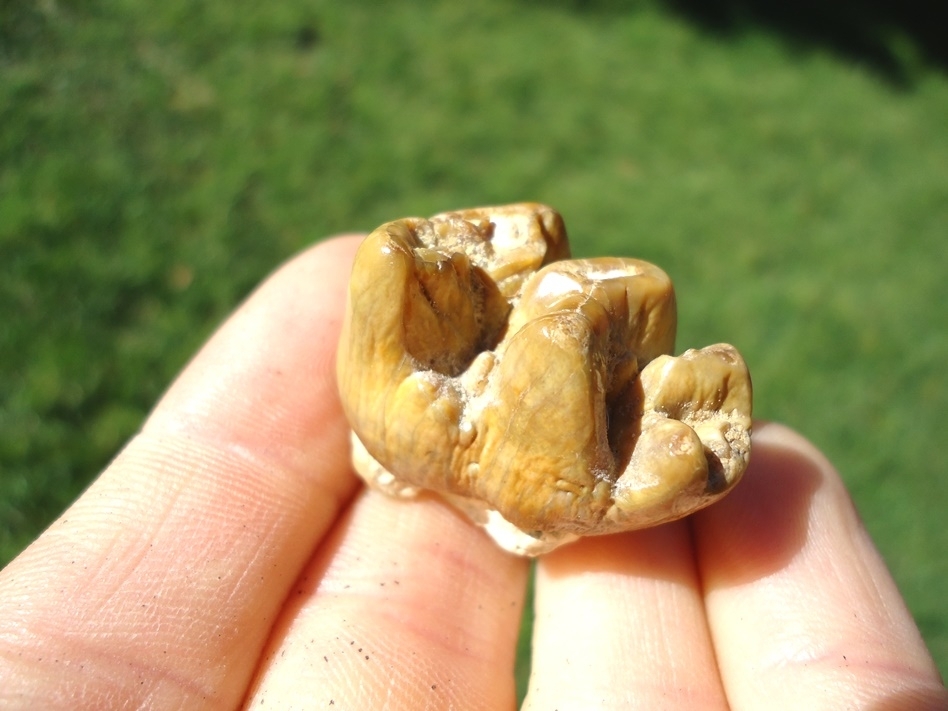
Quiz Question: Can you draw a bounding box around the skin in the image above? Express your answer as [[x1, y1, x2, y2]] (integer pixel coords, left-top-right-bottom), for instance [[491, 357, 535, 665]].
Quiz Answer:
[[0, 235, 945, 710]]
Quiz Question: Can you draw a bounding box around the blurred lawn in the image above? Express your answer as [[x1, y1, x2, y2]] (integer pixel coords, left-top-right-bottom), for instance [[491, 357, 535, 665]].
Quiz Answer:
[[2, 0, 946, 688]]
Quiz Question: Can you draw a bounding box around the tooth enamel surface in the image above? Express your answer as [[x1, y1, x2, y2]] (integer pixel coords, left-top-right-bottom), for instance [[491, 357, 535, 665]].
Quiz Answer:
[[337, 203, 752, 556]]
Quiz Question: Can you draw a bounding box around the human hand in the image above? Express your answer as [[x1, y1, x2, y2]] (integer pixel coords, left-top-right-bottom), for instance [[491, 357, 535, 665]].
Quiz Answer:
[[0, 236, 944, 709]]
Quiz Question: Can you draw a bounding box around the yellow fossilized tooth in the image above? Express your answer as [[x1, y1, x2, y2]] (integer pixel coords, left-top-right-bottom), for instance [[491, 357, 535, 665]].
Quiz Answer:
[[336, 203, 753, 556]]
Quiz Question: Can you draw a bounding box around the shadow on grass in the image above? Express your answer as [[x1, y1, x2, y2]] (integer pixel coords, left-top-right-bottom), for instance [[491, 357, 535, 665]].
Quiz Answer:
[[526, 0, 948, 85]]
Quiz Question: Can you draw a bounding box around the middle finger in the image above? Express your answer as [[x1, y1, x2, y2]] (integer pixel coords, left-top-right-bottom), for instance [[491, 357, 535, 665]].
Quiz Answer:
[[243, 489, 529, 710], [523, 522, 728, 710]]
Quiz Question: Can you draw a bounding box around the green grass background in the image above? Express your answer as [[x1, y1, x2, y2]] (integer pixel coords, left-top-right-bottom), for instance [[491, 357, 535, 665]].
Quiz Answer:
[[2, 0, 946, 690]]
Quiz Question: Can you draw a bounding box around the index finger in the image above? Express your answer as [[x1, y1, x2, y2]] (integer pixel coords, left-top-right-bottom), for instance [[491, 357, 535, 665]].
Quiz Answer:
[[0, 235, 364, 709]]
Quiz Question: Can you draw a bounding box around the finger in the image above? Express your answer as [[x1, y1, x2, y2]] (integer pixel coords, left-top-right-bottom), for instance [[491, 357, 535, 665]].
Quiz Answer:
[[243, 489, 529, 710], [0, 235, 365, 709], [523, 522, 729, 710], [695, 422, 947, 710]]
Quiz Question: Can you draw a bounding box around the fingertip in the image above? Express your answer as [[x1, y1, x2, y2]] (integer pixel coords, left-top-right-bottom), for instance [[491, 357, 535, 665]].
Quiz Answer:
[[693, 421, 830, 585], [145, 233, 366, 461], [747, 420, 834, 468], [243, 490, 529, 709], [0, 231, 371, 707], [693, 422, 944, 708]]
